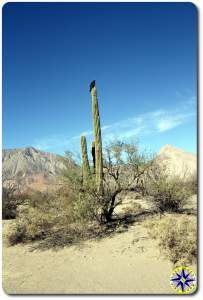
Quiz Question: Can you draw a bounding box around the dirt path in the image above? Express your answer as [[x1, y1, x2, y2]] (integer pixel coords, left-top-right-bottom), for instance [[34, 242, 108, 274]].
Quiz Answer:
[[3, 219, 179, 294]]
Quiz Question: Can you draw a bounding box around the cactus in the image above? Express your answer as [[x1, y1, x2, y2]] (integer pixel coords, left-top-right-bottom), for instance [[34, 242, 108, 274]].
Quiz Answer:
[[80, 135, 91, 184], [91, 84, 103, 192]]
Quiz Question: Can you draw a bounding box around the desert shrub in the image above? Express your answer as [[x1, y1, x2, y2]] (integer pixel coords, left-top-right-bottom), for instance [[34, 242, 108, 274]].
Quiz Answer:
[[6, 142, 154, 247], [73, 191, 101, 223], [6, 190, 75, 245], [32, 222, 104, 250], [2, 185, 28, 219], [186, 174, 198, 195], [146, 165, 192, 213], [121, 202, 142, 215], [145, 214, 197, 265], [6, 188, 103, 247], [6, 220, 26, 245]]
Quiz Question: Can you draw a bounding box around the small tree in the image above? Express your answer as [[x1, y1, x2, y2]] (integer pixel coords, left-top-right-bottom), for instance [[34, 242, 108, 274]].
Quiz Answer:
[[65, 141, 153, 223], [100, 141, 153, 221]]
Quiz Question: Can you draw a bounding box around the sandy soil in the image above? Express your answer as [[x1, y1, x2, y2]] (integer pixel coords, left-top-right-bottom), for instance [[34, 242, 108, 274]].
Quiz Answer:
[[2, 194, 197, 294], [2, 221, 182, 295]]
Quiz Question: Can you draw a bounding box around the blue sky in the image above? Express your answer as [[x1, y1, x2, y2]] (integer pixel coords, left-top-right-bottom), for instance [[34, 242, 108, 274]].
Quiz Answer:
[[3, 2, 197, 155]]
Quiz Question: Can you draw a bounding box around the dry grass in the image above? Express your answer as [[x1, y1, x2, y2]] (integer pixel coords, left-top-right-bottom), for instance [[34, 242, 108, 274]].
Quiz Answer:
[[144, 214, 197, 266]]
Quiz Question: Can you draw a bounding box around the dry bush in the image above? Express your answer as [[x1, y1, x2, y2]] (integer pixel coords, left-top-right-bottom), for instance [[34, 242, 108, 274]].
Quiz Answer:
[[185, 174, 198, 195], [6, 188, 104, 248], [122, 202, 142, 215], [6, 189, 76, 245], [145, 214, 197, 265], [146, 165, 192, 213], [5, 153, 98, 247], [2, 184, 28, 219]]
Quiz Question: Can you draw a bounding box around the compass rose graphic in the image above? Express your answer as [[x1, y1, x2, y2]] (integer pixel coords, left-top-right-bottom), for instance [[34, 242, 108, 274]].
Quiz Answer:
[[170, 266, 196, 294]]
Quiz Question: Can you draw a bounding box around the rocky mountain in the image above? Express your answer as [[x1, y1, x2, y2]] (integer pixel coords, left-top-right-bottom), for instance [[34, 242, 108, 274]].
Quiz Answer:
[[156, 144, 197, 178], [2, 144, 196, 191], [2, 147, 71, 191]]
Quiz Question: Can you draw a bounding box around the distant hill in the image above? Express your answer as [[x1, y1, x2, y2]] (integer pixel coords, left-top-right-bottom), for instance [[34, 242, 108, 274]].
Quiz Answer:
[[2, 144, 197, 192], [2, 147, 72, 191], [156, 144, 197, 179]]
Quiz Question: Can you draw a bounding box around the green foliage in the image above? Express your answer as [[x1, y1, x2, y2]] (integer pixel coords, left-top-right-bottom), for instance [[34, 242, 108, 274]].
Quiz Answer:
[[73, 188, 101, 223]]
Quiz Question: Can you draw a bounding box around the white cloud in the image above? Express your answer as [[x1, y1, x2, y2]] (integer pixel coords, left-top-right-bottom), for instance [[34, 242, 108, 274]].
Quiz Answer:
[[100, 108, 195, 142], [101, 125, 112, 131], [156, 113, 193, 132], [34, 138, 69, 151], [33, 96, 196, 152], [157, 119, 182, 132]]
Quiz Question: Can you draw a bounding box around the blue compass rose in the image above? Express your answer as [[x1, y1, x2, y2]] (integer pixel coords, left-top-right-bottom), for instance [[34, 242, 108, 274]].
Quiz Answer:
[[170, 266, 196, 294]]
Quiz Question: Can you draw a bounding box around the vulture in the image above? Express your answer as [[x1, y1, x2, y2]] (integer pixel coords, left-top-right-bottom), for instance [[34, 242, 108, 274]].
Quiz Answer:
[[89, 80, 96, 92]]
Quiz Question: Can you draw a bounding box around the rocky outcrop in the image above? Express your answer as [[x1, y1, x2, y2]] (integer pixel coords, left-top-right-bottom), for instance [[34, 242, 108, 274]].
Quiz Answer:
[[2, 147, 70, 190], [156, 144, 197, 179]]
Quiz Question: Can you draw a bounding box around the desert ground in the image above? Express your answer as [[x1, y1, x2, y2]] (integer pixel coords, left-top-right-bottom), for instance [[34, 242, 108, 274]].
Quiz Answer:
[[2, 194, 197, 295]]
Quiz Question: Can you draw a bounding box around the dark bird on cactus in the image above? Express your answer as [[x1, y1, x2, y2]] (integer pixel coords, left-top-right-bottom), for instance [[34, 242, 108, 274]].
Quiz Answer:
[[89, 80, 96, 92]]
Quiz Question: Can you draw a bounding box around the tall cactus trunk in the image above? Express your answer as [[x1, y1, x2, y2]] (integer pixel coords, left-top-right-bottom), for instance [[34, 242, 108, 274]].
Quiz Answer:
[[91, 85, 103, 193], [80, 135, 91, 185]]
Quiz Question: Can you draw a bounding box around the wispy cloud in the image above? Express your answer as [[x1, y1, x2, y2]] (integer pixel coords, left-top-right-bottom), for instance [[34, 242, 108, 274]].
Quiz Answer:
[[156, 113, 193, 132], [100, 109, 195, 142], [34, 136, 74, 151], [33, 96, 196, 153]]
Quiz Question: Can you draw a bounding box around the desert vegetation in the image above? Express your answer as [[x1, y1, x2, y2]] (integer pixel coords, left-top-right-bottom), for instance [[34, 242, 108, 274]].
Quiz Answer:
[[3, 82, 197, 268], [2, 180, 28, 219], [144, 214, 197, 265], [145, 164, 194, 213]]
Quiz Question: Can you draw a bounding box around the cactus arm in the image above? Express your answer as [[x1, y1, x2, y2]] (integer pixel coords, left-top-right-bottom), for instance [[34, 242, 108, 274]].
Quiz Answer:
[[80, 135, 91, 185]]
